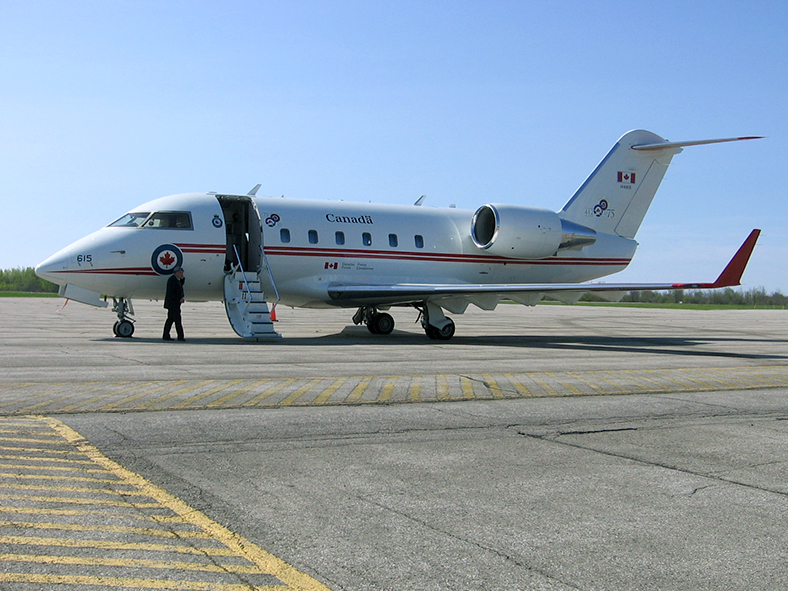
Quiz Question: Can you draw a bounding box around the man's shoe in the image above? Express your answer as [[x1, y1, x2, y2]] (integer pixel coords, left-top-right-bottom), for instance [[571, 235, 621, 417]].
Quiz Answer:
[[177, 337, 185, 342], [163, 336, 173, 341]]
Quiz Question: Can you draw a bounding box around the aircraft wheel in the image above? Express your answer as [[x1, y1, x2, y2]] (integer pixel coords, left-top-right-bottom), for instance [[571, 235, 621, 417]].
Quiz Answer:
[[370, 312, 394, 335], [116, 320, 135, 338], [425, 318, 455, 340], [112, 321, 120, 337]]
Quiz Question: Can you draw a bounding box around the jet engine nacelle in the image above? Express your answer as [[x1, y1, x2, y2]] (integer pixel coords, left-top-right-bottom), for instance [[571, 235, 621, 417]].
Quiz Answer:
[[471, 204, 597, 259]]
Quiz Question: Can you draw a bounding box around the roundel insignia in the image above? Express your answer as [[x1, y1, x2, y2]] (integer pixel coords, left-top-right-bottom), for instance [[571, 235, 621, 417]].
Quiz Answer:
[[151, 244, 184, 275], [212, 215, 223, 228]]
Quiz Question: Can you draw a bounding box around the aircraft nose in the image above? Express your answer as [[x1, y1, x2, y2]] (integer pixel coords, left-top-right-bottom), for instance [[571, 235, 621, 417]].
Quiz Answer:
[[35, 248, 71, 285]]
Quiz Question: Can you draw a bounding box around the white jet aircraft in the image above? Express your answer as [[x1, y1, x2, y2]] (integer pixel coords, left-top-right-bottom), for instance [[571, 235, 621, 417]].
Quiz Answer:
[[36, 130, 761, 341]]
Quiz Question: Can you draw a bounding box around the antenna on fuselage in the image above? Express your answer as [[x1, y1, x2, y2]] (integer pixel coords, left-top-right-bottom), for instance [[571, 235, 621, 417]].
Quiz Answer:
[[247, 184, 261, 196], [414, 195, 426, 206]]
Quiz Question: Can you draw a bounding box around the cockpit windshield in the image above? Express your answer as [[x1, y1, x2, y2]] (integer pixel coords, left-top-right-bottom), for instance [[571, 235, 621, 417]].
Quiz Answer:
[[109, 212, 150, 227], [108, 211, 193, 229]]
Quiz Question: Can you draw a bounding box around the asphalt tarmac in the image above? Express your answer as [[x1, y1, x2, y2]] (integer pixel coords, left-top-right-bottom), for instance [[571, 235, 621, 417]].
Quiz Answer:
[[1, 298, 787, 590]]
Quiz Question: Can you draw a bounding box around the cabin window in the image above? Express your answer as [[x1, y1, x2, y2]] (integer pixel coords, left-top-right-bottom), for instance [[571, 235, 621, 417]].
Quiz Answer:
[[389, 233, 398, 247], [280, 228, 291, 243], [362, 232, 372, 246], [414, 234, 424, 249], [109, 212, 151, 228], [308, 230, 319, 244], [142, 211, 193, 229], [335, 231, 345, 245]]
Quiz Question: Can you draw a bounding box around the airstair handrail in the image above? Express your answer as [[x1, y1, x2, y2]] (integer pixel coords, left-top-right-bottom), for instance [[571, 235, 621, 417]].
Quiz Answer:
[[261, 247, 281, 309], [232, 245, 253, 302]]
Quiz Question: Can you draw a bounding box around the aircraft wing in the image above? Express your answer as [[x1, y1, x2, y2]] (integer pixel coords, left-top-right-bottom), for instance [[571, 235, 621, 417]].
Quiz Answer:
[[327, 229, 761, 308]]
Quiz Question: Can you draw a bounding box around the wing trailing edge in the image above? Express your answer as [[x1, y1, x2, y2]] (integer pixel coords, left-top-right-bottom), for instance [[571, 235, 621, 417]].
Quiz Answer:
[[326, 230, 761, 307]]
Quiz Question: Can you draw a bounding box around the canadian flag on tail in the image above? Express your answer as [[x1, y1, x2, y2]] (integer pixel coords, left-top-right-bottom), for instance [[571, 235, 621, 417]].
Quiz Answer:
[[617, 171, 636, 184]]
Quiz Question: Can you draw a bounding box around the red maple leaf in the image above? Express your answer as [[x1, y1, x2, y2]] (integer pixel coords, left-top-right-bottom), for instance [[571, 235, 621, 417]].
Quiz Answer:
[[159, 252, 176, 266]]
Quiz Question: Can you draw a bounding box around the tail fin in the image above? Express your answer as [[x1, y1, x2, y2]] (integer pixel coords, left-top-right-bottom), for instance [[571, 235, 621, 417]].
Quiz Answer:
[[559, 130, 762, 239], [559, 130, 678, 239]]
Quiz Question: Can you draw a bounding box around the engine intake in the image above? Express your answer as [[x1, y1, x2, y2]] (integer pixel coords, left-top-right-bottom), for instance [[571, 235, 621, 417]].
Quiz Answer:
[[471, 204, 596, 259]]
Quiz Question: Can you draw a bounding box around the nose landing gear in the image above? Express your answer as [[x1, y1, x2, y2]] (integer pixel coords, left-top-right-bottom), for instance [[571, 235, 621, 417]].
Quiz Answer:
[[112, 298, 135, 338]]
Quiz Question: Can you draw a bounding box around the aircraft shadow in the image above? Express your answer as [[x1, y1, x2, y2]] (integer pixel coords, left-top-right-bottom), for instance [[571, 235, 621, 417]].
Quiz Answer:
[[103, 328, 788, 361]]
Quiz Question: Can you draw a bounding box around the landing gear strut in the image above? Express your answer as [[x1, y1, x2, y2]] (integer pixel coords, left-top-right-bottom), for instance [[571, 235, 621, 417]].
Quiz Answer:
[[112, 298, 135, 338], [353, 307, 395, 335]]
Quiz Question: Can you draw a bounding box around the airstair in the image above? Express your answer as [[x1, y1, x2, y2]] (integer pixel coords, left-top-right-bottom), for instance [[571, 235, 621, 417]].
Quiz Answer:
[[223, 267, 280, 339], [218, 193, 281, 340]]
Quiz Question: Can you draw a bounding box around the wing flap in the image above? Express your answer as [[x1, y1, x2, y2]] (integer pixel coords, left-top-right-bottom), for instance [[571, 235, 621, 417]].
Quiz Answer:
[[327, 230, 760, 308]]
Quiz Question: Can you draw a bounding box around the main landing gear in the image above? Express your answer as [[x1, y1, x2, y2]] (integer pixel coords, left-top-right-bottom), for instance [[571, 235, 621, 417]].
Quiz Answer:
[[353, 302, 456, 340], [111, 298, 135, 338], [353, 307, 395, 335]]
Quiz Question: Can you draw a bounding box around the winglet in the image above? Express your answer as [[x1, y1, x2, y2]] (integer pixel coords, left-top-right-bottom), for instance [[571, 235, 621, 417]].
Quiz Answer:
[[711, 229, 761, 287], [674, 229, 761, 289]]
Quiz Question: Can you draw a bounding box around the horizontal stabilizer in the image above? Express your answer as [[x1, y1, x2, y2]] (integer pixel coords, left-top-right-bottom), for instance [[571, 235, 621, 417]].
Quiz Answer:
[[631, 136, 763, 151]]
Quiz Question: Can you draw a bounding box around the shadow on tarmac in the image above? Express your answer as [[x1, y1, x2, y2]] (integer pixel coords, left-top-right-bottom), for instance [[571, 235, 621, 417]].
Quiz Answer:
[[97, 327, 788, 361]]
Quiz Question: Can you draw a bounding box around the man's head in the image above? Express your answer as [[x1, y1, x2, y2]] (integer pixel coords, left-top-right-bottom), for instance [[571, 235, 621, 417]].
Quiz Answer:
[[173, 267, 184, 277]]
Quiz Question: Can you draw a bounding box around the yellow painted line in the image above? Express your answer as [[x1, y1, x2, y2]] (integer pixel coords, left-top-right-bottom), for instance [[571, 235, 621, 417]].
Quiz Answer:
[[0, 534, 238, 556], [379, 378, 396, 403], [0, 520, 209, 539], [408, 377, 422, 402], [13, 394, 79, 413], [45, 416, 331, 591], [0, 505, 182, 525], [0, 435, 65, 444], [0, 461, 107, 473], [312, 377, 348, 405], [0, 452, 97, 464], [208, 379, 269, 407], [0, 428, 58, 436], [244, 378, 297, 406], [460, 376, 475, 399], [173, 379, 243, 409], [0, 482, 146, 495], [0, 573, 281, 591], [143, 380, 216, 409], [566, 372, 609, 395], [527, 374, 560, 397], [619, 370, 668, 391], [100, 381, 187, 411], [435, 375, 450, 400], [482, 375, 505, 399], [0, 386, 71, 408], [0, 552, 270, 575], [281, 379, 322, 406], [0, 471, 122, 484], [505, 375, 537, 397], [346, 377, 372, 403], [0, 492, 161, 507]]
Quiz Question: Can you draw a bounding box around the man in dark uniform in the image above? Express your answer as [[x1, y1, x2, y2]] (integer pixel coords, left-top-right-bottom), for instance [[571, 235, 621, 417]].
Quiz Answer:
[[163, 267, 185, 341]]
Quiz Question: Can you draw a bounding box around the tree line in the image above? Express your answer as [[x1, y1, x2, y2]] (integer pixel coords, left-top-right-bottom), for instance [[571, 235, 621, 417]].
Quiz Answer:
[[0, 267, 59, 293], [611, 287, 787, 307]]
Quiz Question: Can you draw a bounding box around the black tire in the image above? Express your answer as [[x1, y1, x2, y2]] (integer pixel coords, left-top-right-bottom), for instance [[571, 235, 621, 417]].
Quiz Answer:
[[116, 320, 135, 338], [370, 312, 395, 335], [425, 318, 454, 340]]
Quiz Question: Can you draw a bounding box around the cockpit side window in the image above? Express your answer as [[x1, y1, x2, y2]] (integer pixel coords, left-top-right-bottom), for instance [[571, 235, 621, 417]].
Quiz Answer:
[[143, 211, 193, 229], [109, 211, 193, 229], [109, 212, 150, 227]]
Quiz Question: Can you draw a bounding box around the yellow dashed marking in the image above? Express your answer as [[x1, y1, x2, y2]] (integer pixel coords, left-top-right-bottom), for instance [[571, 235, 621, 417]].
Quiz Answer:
[[0, 416, 330, 591], [1, 366, 787, 414]]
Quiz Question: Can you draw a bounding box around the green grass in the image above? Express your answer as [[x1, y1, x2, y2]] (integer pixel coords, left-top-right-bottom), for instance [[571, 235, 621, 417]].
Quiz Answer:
[[0, 291, 60, 298], [539, 301, 786, 310]]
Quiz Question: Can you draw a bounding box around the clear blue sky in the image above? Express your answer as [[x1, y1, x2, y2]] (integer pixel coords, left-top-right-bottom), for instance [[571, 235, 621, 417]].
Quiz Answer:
[[2, 1, 785, 291]]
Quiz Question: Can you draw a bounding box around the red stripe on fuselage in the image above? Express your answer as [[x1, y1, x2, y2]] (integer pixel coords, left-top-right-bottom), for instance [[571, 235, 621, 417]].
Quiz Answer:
[[264, 246, 630, 266]]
